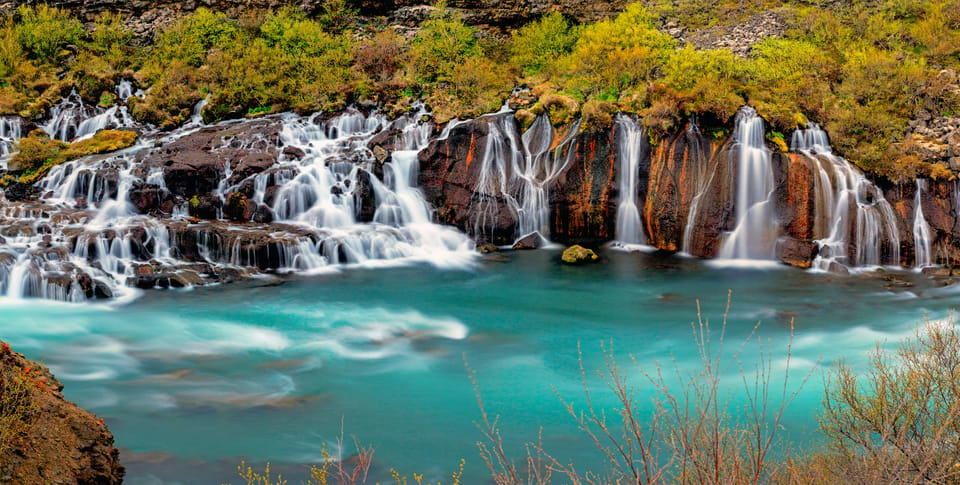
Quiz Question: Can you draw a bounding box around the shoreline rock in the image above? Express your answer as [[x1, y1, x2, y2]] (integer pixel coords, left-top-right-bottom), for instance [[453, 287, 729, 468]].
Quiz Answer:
[[0, 341, 124, 484]]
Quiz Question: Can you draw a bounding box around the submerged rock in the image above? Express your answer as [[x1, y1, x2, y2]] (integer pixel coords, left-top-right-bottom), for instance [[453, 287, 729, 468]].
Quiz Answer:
[[561, 245, 599, 265]]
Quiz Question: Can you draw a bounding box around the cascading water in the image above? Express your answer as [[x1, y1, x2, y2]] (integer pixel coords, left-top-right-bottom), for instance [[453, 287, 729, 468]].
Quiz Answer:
[[470, 112, 580, 244], [613, 114, 646, 245], [42, 81, 141, 142], [792, 123, 901, 270], [0, 91, 476, 303], [0, 117, 22, 168], [717, 107, 778, 260], [914, 179, 933, 268]]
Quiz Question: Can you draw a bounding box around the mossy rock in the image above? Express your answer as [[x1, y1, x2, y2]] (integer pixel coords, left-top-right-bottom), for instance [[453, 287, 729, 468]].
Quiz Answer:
[[561, 245, 599, 265], [11, 129, 138, 185]]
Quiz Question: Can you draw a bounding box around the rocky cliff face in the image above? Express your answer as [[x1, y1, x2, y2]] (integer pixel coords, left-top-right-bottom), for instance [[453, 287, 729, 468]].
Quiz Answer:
[[0, 0, 628, 39], [416, 111, 960, 271], [0, 341, 124, 484]]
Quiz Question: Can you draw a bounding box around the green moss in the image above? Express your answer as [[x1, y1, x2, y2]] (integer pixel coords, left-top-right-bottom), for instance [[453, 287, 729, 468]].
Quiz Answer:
[[11, 129, 138, 185], [561, 245, 598, 265]]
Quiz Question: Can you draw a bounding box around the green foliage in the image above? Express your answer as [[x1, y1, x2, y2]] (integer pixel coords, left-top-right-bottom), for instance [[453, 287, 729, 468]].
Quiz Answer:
[[509, 11, 577, 77], [152, 8, 238, 68], [661, 46, 745, 121], [557, 3, 676, 98], [0, 347, 42, 461], [409, 3, 482, 85], [317, 0, 358, 34], [14, 4, 82, 62], [90, 12, 133, 57], [11, 129, 138, 185]]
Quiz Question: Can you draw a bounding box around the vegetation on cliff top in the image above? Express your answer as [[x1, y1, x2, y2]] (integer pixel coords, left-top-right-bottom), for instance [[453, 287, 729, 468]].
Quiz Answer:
[[3, 1, 960, 181]]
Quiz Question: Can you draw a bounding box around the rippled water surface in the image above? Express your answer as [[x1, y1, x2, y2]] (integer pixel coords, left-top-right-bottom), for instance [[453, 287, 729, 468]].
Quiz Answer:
[[1, 250, 956, 484]]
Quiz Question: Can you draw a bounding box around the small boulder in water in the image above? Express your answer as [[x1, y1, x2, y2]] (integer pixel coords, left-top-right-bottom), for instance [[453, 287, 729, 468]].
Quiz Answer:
[[775, 237, 817, 269], [478, 242, 498, 254], [513, 232, 547, 250], [561, 245, 599, 265]]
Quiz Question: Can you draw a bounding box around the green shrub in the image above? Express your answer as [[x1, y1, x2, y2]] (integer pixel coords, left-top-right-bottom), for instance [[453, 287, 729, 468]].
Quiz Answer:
[[317, 0, 358, 34], [509, 11, 577, 77], [409, 2, 481, 85], [10, 129, 138, 184], [151, 8, 238, 68], [557, 3, 675, 99], [14, 5, 82, 62]]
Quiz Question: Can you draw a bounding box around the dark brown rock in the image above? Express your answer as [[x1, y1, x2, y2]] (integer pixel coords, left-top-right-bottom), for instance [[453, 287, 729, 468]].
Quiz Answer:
[[0, 341, 124, 484]]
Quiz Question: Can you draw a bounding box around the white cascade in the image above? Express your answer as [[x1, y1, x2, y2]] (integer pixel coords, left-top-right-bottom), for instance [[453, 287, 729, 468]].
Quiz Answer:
[[42, 85, 140, 142], [470, 112, 580, 244], [717, 107, 778, 260], [613, 114, 646, 245], [0, 116, 23, 169], [793, 123, 901, 270], [914, 179, 933, 268]]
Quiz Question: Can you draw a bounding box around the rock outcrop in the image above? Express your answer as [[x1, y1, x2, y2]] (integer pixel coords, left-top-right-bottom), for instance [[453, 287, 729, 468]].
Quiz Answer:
[[0, 341, 124, 484], [0, 0, 629, 40]]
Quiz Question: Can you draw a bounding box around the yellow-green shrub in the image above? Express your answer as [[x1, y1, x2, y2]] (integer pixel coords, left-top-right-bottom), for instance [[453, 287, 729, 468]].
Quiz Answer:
[[14, 4, 82, 62], [409, 3, 482, 85], [661, 46, 745, 122], [557, 4, 675, 98], [509, 11, 577, 77]]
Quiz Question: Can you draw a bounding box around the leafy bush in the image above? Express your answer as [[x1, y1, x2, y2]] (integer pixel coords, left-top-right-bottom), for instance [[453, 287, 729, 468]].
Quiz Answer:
[[509, 11, 577, 77], [14, 4, 82, 62], [409, 3, 482, 85], [557, 3, 675, 99], [151, 8, 238, 68]]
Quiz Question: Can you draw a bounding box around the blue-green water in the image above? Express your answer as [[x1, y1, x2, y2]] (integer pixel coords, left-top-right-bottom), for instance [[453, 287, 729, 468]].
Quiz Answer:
[[1, 249, 956, 484]]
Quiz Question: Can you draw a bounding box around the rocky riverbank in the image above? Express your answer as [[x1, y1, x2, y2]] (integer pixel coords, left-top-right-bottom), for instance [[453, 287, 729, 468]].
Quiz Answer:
[[0, 341, 124, 484]]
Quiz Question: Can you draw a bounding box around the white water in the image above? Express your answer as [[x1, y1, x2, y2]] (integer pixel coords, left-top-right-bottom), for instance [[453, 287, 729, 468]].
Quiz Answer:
[[471, 112, 580, 243], [42, 81, 141, 142], [613, 114, 646, 245], [793, 123, 901, 270], [914, 179, 933, 268], [1, 90, 476, 303], [717, 107, 778, 260], [0, 116, 22, 169]]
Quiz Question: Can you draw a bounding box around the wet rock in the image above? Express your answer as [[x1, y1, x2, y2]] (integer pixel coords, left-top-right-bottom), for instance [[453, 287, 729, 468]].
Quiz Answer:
[[135, 117, 281, 199], [128, 181, 175, 215], [775, 237, 818, 269], [550, 126, 619, 247], [419, 112, 519, 245], [561, 245, 599, 265], [477, 242, 498, 254], [129, 269, 205, 289], [513, 232, 547, 250], [282, 146, 305, 160], [644, 123, 715, 251]]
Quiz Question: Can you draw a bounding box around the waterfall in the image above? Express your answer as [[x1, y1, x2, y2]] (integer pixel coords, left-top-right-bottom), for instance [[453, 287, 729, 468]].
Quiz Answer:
[[1, 97, 476, 303], [470, 112, 580, 244], [42, 86, 140, 142], [717, 107, 778, 260], [793, 123, 901, 270], [0, 117, 22, 170], [914, 179, 933, 268], [614, 114, 646, 245]]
